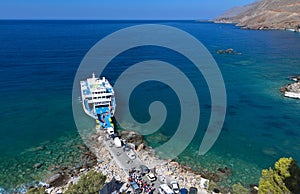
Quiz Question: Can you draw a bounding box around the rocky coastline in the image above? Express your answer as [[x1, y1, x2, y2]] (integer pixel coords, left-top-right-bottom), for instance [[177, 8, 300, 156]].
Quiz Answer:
[[40, 130, 215, 193], [280, 75, 300, 99], [26, 128, 260, 194], [214, 0, 300, 31]]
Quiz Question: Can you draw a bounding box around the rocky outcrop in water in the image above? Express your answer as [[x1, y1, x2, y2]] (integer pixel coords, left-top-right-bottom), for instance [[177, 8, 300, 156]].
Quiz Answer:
[[281, 82, 300, 93], [289, 75, 300, 82], [280, 75, 300, 99], [119, 130, 144, 148], [214, 0, 300, 31], [46, 173, 65, 187], [217, 48, 241, 55]]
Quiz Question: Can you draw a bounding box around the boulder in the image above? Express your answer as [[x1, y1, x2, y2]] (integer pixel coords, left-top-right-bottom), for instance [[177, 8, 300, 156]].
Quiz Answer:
[[120, 130, 144, 146], [225, 48, 234, 54], [136, 143, 145, 152], [217, 48, 237, 54], [26, 145, 45, 152], [286, 82, 300, 93], [46, 173, 66, 187], [217, 50, 225, 54]]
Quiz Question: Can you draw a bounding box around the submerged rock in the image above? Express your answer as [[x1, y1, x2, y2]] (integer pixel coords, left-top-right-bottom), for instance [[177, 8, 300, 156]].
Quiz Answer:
[[25, 145, 46, 153], [216, 166, 232, 178], [34, 163, 43, 169], [262, 147, 277, 157]]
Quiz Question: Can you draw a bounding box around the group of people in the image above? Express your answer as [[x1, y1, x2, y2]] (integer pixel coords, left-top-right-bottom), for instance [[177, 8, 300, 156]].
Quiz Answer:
[[127, 168, 156, 194]]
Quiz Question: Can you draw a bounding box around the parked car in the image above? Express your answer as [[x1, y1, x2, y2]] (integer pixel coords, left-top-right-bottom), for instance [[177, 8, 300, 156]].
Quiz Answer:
[[123, 144, 131, 152], [170, 181, 180, 193], [126, 149, 136, 160], [179, 188, 188, 194], [159, 184, 174, 194], [146, 172, 157, 182], [113, 137, 122, 148], [107, 127, 114, 135], [139, 165, 150, 174], [130, 181, 141, 192], [189, 187, 198, 194]]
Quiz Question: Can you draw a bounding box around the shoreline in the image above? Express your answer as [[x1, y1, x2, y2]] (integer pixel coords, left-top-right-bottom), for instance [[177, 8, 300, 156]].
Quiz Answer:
[[213, 20, 300, 32], [44, 129, 211, 193], [0, 127, 259, 194], [40, 128, 259, 194]]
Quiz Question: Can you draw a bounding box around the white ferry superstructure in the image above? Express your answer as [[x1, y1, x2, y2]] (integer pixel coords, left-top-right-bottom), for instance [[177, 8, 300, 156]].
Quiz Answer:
[[80, 73, 116, 132]]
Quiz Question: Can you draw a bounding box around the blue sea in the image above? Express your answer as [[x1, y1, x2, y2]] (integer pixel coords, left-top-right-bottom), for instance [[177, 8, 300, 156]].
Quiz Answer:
[[0, 20, 300, 191]]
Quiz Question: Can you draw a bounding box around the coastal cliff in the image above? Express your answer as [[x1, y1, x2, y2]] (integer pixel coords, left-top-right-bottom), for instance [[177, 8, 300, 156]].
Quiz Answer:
[[214, 0, 300, 31]]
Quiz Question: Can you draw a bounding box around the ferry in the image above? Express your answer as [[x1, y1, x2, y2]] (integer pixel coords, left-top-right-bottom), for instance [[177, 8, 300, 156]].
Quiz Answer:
[[80, 73, 116, 134]]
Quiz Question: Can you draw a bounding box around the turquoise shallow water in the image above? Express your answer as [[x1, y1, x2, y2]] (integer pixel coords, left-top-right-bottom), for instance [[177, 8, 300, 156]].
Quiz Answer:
[[0, 20, 300, 191]]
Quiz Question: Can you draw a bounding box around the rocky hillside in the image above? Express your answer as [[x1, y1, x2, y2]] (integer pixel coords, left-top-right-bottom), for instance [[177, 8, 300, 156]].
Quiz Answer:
[[215, 0, 300, 31]]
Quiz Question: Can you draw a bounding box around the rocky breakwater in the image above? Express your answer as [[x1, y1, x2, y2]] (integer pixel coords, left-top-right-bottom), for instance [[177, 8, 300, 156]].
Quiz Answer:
[[39, 129, 245, 193], [280, 76, 300, 99], [92, 132, 128, 182]]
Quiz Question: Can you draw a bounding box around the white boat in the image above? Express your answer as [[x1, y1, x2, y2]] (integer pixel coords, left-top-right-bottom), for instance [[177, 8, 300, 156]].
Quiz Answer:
[[80, 73, 116, 130], [284, 92, 300, 99]]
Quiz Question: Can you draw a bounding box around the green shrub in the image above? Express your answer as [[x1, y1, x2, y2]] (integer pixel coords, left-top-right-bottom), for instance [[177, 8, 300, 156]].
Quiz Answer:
[[65, 170, 106, 194], [26, 187, 47, 194], [208, 181, 218, 191], [258, 157, 300, 194]]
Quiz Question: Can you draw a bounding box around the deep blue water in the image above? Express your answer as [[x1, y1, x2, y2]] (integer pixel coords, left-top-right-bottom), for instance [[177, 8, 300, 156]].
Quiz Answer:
[[1, 20, 300, 190]]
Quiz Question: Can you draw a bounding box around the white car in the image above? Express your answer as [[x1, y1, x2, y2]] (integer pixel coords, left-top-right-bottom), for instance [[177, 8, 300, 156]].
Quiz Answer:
[[126, 149, 136, 160], [107, 127, 114, 135], [170, 181, 180, 193], [114, 137, 122, 148], [146, 172, 157, 182], [160, 184, 174, 194]]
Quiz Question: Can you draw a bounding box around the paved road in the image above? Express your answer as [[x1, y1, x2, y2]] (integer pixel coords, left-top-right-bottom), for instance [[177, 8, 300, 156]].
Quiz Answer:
[[102, 135, 208, 194], [102, 135, 166, 193], [103, 136, 144, 173]]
